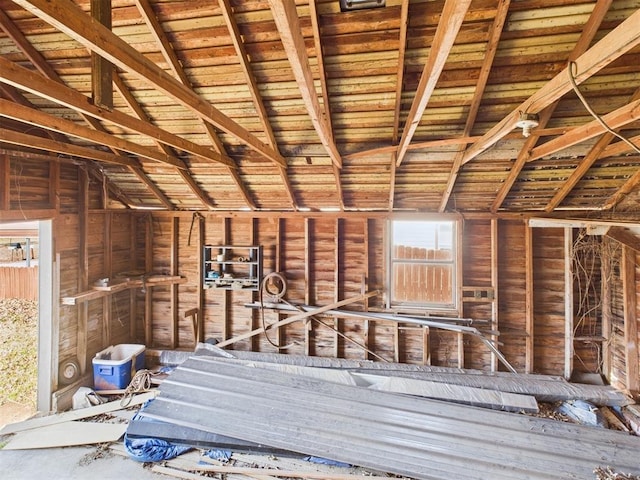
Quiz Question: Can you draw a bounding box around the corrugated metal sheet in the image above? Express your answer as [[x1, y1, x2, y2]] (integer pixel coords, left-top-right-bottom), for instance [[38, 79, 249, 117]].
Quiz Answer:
[[144, 356, 640, 480]]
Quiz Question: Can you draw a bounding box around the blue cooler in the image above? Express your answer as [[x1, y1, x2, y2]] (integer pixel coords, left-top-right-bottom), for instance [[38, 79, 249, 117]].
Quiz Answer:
[[92, 344, 145, 391]]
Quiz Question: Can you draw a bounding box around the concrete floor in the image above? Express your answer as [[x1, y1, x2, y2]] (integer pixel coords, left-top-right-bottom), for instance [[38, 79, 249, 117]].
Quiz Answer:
[[0, 445, 167, 480]]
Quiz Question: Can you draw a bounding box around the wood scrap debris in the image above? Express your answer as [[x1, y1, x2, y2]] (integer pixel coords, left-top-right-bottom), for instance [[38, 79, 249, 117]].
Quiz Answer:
[[594, 466, 640, 480]]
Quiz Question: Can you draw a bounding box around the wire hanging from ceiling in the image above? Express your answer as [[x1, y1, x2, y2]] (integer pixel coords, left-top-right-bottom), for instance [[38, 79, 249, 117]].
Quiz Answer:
[[568, 61, 640, 156]]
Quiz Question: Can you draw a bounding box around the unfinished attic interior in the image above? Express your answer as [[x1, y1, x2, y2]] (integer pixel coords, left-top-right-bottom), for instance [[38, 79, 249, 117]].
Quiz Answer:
[[1, 0, 640, 477]]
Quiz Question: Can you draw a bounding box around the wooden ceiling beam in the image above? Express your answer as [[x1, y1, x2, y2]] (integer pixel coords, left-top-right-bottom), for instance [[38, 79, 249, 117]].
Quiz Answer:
[[0, 127, 136, 168], [0, 58, 234, 168], [395, 0, 472, 167], [529, 99, 640, 162], [0, 10, 173, 209], [134, 0, 260, 211], [438, 0, 511, 213], [86, 163, 132, 208], [490, 0, 612, 213], [602, 162, 640, 211], [606, 227, 640, 253], [13, 0, 287, 169], [461, 3, 640, 166], [544, 87, 640, 213], [113, 73, 216, 210], [601, 134, 640, 159], [90, 0, 113, 110], [388, 0, 409, 211], [308, 0, 343, 210], [217, 0, 295, 210], [128, 166, 174, 210], [267, 0, 342, 169], [0, 99, 188, 169]]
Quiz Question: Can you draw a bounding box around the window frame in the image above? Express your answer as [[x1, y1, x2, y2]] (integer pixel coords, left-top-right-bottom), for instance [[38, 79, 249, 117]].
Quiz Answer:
[[386, 216, 461, 311]]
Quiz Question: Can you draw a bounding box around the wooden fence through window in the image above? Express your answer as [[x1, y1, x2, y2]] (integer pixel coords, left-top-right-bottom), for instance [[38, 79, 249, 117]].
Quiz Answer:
[[0, 266, 39, 300], [393, 246, 452, 304]]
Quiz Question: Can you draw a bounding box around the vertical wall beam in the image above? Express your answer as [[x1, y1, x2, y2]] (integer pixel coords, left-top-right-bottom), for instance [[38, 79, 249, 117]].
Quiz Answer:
[[275, 217, 285, 347], [77, 167, 89, 374], [221, 217, 230, 341], [622, 245, 639, 397], [564, 227, 574, 380], [334, 219, 340, 355], [48, 159, 60, 211], [304, 217, 312, 356], [525, 223, 534, 373], [102, 212, 112, 346], [144, 215, 153, 346], [601, 238, 612, 377], [197, 214, 205, 343], [170, 216, 179, 348], [490, 218, 499, 371], [250, 218, 259, 352], [363, 219, 371, 360], [0, 153, 9, 209], [129, 215, 137, 340]]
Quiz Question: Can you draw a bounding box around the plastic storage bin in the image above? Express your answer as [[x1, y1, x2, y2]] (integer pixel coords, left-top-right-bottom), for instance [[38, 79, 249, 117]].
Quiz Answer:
[[92, 344, 145, 390]]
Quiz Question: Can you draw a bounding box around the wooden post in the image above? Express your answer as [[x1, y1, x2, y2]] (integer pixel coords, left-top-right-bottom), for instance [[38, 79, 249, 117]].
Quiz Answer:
[[275, 217, 285, 348], [129, 215, 137, 340], [144, 215, 153, 346], [0, 153, 9, 210], [601, 237, 612, 378], [363, 219, 371, 360], [304, 217, 312, 356], [622, 245, 639, 397], [333, 219, 340, 356], [525, 223, 534, 373], [48, 159, 59, 211], [250, 218, 258, 352], [170, 216, 179, 348], [90, 0, 113, 109], [490, 218, 499, 371], [102, 212, 112, 346], [221, 217, 230, 342], [197, 213, 205, 343], [77, 167, 89, 374], [564, 227, 574, 380]]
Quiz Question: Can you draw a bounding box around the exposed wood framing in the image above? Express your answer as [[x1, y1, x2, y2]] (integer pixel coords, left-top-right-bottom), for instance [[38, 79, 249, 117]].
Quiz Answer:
[[0, 59, 233, 169], [304, 217, 312, 356], [529, 99, 640, 163], [112, 73, 214, 209], [606, 227, 640, 254], [0, 154, 8, 210], [132, 0, 260, 210], [601, 238, 612, 379], [86, 164, 132, 209], [395, 0, 472, 167], [90, 0, 113, 110], [490, 218, 499, 372], [334, 218, 341, 358], [461, 4, 640, 165], [12, 0, 287, 168], [439, 0, 510, 212], [268, 0, 341, 170], [129, 166, 174, 210], [525, 223, 534, 373], [171, 217, 179, 348], [622, 246, 639, 397], [392, 0, 409, 145], [129, 215, 137, 339], [77, 167, 89, 374], [603, 169, 640, 211], [145, 216, 153, 345], [0, 12, 173, 207], [102, 212, 112, 345], [363, 220, 371, 360], [564, 227, 574, 379]]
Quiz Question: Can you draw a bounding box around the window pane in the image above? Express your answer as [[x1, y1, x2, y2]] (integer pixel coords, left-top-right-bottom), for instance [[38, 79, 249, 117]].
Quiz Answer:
[[391, 220, 455, 306]]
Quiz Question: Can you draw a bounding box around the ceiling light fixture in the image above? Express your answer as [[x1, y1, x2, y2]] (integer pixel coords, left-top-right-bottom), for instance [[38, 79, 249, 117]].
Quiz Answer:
[[340, 0, 385, 12], [516, 112, 539, 138]]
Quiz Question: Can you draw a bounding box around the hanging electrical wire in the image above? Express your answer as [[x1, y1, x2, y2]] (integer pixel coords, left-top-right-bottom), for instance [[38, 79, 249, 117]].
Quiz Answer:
[[568, 61, 640, 155]]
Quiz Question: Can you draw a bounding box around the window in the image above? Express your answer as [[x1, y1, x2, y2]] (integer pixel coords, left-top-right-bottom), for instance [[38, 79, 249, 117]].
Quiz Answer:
[[388, 219, 457, 309]]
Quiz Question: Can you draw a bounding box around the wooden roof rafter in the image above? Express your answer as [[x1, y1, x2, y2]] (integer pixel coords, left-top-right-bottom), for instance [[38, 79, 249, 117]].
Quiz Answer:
[[217, 0, 296, 211], [0, 6, 173, 209], [544, 85, 640, 212], [133, 0, 259, 211], [528, 99, 640, 163], [438, 0, 511, 213], [461, 4, 640, 167], [86, 162, 132, 209], [394, 0, 472, 168], [267, 0, 342, 171], [0, 58, 236, 168], [388, 0, 409, 211], [308, 0, 343, 211], [0, 99, 191, 168], [12, 0, 288, 169], [112, 73, 216, 210]]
